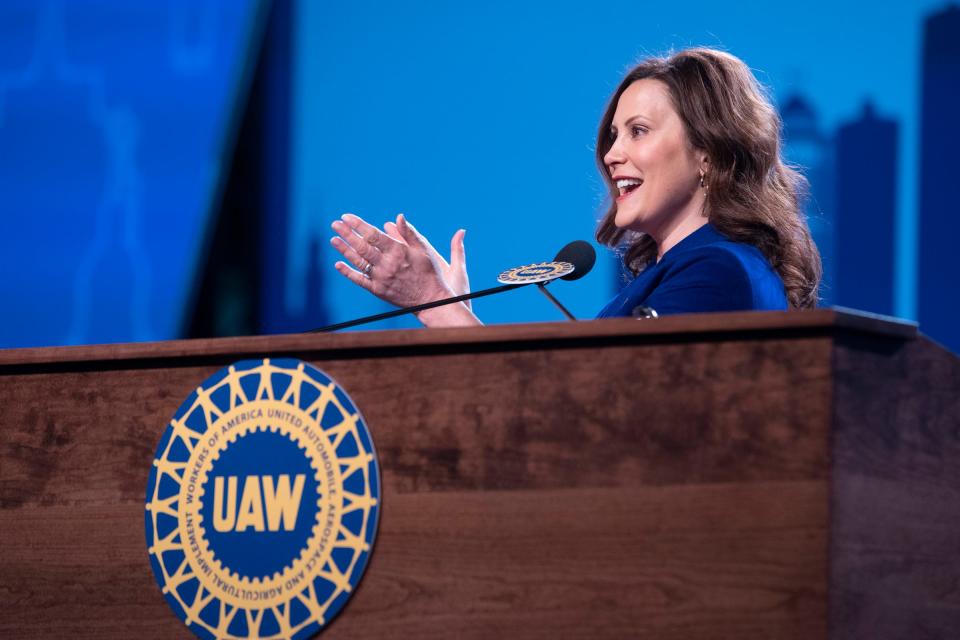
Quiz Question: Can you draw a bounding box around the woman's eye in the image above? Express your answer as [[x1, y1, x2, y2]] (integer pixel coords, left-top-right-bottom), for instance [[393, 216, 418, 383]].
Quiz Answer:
[[631, 125, 647, 137]]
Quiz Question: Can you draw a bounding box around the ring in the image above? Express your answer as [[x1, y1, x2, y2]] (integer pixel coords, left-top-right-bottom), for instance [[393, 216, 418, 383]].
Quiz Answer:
[[362, 261, 373, 277]]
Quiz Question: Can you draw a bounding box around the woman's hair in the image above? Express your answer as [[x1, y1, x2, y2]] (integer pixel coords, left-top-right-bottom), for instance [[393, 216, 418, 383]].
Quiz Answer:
[[595, 48, 821, 309]]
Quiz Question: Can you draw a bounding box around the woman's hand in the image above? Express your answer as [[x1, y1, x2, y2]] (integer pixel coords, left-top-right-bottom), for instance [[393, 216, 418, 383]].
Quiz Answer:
[[382, 218, 471, 309], [330, 213, 480, 326]]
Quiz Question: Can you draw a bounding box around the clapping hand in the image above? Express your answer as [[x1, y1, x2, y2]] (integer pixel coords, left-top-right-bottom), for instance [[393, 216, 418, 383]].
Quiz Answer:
[[330, 213, 479, 326]]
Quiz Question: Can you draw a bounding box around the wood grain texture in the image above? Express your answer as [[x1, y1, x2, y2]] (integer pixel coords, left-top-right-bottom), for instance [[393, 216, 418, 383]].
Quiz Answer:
[[335, 482, 828, 639], [0, 310, 948, 639], [830, 334, 960, 639], [0, 337, 833, 505], [0, 482, 828, 639]]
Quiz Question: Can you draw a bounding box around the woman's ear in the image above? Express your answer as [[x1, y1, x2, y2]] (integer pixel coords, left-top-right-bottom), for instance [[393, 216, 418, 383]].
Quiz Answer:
[[699, 154, 711, 176]]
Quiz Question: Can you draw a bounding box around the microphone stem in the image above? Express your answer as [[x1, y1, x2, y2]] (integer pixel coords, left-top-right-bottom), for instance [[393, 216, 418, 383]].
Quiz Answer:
[[309, 282, 525, 333], [536, 282, 577, 321]]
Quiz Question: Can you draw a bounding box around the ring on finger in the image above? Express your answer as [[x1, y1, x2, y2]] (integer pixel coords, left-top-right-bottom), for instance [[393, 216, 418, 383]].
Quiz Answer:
[[362, 261, 373, 277]]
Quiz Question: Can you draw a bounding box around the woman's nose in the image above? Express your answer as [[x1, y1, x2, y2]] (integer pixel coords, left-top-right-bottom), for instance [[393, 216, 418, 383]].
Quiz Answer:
[[604, 137, 624, 170]]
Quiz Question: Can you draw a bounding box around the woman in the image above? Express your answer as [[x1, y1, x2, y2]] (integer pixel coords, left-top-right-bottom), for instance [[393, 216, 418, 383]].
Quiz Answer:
[[329, 48, 821, 326]]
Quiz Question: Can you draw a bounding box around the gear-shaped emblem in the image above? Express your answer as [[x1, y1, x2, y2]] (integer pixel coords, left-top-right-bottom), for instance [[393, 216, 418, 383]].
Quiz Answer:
[[145, 359, 381, 639], [497, 260, 574, 284]]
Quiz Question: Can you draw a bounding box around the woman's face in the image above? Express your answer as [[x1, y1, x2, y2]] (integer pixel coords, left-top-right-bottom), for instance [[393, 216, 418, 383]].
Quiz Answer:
[[603, 79, 706, 235]]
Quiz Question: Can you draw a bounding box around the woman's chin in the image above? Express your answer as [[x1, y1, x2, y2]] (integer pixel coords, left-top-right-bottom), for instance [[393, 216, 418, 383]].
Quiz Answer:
[[614, 211, 646, 232], [613, 212, 633, 229]]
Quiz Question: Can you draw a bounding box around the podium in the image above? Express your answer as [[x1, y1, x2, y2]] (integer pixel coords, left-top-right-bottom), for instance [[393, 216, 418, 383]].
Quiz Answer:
[[1, 309, 959, 639]]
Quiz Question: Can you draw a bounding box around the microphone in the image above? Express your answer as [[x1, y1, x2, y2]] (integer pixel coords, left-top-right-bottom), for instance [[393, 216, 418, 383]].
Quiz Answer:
[[310, 240, 596, 332], [554, 240, 596, 281], [527, 240, 596, 320]]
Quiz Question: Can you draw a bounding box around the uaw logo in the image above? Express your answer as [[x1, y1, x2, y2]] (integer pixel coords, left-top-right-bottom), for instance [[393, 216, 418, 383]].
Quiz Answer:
[[145, 359, 380, 639], [497, 260, 574, 284]]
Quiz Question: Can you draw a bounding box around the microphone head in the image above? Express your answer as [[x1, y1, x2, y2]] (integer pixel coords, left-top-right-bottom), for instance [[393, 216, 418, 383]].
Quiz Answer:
[[553, 240, 596, 281]]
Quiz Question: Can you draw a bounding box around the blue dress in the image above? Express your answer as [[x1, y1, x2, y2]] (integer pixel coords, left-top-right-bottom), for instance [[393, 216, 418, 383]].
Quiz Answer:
[[596, 222, 788, 318]]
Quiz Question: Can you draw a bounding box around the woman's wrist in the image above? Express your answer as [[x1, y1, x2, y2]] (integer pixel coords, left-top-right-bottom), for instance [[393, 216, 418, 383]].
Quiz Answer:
[[415, 301, 483, 327]]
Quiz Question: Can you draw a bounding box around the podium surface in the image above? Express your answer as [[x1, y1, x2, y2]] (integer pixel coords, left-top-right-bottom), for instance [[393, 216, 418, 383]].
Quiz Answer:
[[1, 309, 958, 639]]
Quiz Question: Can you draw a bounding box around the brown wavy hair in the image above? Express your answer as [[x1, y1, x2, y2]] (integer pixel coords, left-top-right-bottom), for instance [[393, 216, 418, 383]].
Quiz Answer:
[[595, 48, 821, 309]]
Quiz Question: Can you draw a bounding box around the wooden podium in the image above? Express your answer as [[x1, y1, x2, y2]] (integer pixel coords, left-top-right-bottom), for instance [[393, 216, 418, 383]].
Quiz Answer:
[[2, 309, 959, 639]]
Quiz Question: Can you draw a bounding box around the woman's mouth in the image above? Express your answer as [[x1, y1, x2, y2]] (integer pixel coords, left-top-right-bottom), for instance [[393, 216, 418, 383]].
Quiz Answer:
[[615, 177, 642, 202]]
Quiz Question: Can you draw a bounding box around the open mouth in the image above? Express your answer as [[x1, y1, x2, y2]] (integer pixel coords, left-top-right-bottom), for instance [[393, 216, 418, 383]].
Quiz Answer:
[[615, 178, 642, 201]]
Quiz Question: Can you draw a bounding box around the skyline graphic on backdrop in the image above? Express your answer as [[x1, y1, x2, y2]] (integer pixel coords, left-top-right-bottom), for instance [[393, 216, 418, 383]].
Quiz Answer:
[[777, 4, 958, 351], [918, 5, 960, 353], [782, 97, 899, 316]]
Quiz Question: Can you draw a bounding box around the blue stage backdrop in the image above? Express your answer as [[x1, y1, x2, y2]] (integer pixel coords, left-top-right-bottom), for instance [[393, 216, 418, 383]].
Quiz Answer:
[[2, 1, 959, 353], [0, 1, 261, 348]]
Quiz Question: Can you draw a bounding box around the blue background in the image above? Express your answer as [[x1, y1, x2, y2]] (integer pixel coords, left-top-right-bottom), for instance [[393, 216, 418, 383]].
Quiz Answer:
[[0, 1, 259, 347], [2, 0, 959, 352]]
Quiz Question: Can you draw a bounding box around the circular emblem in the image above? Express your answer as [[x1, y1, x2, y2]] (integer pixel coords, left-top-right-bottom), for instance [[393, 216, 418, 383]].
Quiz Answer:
[[145, 359, 380, 639], [497, 261, 574, 284]]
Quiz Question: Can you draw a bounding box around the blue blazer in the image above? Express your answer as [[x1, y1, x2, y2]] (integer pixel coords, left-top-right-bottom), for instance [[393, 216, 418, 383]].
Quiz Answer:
[[596, 223, 788, 318]]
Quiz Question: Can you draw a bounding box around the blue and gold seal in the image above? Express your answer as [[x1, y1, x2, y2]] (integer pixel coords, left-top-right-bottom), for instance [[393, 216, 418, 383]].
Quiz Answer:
[[145, 359, 380, 639], [497, 260, 574, 284]]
